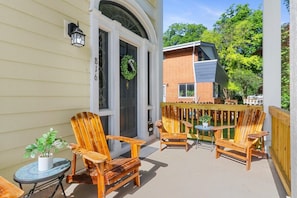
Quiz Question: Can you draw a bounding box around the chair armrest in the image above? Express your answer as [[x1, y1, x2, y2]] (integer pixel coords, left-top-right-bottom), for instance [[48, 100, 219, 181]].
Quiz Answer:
[[212, 125, 235, 131], [106, 136, 145, 158], [0, 176, 24, 198], [155, 120, 166, 135], [68, 143, 107, 163], [155, 120, 163, 129], [180, 120, 193, 133], [83, 151, 108, 164], [248, 131, 269, 140], [180, 120, 193, 128], [106, 135, 146, 145], [68, 143, 85, 154], [213, 125, 235, 139]]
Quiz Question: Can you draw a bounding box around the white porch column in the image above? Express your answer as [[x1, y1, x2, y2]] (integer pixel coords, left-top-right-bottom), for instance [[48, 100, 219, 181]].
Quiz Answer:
[[263, 0, 281, 150], [290, 0, 297, 197]]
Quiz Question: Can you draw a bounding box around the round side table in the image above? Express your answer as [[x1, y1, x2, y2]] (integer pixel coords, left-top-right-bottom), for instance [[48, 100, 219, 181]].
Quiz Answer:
[[195, 125, 215, 151], [14, 158, 70, 198]]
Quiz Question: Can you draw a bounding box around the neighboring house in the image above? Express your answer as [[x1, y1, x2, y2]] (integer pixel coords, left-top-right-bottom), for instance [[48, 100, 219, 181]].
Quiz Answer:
[[0, 0, 163, 182], [163, 41, 228, 104]]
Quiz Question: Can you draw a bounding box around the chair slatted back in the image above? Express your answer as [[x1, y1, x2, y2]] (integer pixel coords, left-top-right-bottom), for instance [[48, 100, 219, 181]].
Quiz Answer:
[[234, 109, 266, 145], [161, 105, 180, 134], [71, 112, 112, 162]]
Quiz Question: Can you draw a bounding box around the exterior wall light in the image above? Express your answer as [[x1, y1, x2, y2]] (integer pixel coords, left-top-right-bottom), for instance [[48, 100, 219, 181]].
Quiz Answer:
[[68, 22, 85, 47]]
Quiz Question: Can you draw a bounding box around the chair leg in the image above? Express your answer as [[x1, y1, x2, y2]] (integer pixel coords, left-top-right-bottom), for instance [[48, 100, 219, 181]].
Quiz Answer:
[[97, 178, 105, 198], [215, 145, 220, 158], [246, 148, 252, 170], [96, 165, 106, 198], [134, 170, 141, 186]]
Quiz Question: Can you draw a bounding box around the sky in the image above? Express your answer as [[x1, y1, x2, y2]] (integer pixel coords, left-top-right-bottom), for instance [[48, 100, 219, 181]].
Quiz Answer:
[[163, 0, 290, 31]]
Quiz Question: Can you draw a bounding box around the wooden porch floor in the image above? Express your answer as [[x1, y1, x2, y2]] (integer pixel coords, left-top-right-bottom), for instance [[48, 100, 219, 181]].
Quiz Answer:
[[31, 139, 287, 198]]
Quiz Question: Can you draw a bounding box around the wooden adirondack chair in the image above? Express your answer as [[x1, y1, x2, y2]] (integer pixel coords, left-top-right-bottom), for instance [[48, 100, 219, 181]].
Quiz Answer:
[[66, 112, 146, 198], [0, 176, 24, 198], [156, 105, 192, 151], [214, 108, 268, 170]]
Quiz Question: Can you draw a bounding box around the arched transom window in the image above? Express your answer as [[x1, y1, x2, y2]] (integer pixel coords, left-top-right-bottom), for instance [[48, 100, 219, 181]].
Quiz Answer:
[[99, 1, 148, 39]]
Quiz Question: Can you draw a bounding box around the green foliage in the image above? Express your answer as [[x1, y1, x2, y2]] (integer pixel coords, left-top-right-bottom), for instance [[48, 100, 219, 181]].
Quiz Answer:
[[201, 4, 263, 98], [210, 4, 263, 71], [163, 23, 207, 47], [199, 114, 212, 123], [281, 23, 290, 110], [24, 128, 68, 158], [186, 90, 194, 97], [228, 69, 262, 98], [199, 31, 221, 46], [284, 0, 289, 12]]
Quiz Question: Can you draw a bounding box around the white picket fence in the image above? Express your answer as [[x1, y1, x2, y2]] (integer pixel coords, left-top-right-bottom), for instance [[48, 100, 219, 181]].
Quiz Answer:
[[243, 95, 263, 105]]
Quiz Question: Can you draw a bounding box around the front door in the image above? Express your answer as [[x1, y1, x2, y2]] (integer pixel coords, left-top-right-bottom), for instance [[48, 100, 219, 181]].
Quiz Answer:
[[119, 40, 137, 138]]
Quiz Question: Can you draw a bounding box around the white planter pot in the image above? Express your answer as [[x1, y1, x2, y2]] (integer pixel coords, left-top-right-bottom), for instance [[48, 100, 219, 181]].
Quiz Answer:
[[202, 122, 208, 128], [38, 156, 53, 171]]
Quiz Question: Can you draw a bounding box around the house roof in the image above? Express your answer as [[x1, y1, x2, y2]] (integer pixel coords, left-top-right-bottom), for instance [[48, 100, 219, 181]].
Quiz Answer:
[[163, 41, 219, 60], [163, 41, 228, 86], [194, 60, 228, 86]]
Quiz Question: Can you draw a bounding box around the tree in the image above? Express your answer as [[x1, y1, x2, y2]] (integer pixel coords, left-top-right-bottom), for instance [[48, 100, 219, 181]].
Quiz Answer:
[[201, 4, 263, 98], [284, 0, 289, 12], [228, 69, 262, 98], [211, 4, 263, 72], [281, 23, 290, 110], [163, 23, 207, 47]]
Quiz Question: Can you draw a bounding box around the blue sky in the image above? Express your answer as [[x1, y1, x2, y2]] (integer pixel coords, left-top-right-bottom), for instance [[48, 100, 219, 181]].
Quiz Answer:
[[163, 0, 289, 31]]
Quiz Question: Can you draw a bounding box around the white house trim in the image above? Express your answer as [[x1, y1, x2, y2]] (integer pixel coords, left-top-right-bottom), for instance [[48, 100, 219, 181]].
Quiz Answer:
[[89, 0, 161, 157], [290, 0, 297, 196], [263, 0, 281, 141]]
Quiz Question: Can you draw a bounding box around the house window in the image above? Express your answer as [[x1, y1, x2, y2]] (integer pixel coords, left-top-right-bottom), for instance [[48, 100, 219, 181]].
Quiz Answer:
[[99, 29, 109, 109], [179, 84, 194, 97], [99, 1, 148, 39], [198, 46, 210, 61], [148, 51, 151, 105]]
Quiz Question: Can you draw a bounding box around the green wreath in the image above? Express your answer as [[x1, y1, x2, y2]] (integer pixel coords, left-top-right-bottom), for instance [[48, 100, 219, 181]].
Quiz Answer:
[[121, 55, 137, 80]]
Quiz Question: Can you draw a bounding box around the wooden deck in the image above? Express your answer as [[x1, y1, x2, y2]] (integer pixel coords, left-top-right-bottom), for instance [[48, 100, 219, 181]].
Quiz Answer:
[[31, 139, 287, 198], [25, 103, 290, 198]]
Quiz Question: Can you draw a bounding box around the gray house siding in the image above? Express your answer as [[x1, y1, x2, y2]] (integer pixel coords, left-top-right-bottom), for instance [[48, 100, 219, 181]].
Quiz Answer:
[[194, 59, 228, 86]]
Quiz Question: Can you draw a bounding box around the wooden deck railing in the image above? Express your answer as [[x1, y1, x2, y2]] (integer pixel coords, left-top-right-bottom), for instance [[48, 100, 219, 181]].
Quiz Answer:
[[160, 103, 291, 195], [269, 106, 291, 196], [160, 102, 263, 141]]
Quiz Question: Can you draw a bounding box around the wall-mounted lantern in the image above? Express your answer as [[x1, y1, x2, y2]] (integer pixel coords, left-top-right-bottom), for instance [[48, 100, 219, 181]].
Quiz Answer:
[[68, 22, 85, 47]]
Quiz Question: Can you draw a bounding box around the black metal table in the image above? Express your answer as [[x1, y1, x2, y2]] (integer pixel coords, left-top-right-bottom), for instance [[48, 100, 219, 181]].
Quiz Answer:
[[14, 158, 70, 198]]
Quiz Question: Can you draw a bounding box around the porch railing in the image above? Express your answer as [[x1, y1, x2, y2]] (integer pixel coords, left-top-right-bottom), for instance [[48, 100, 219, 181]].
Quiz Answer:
[[269, 106, 291, 196], [160, 102, 263, 141], [159, 103, 290, 195]]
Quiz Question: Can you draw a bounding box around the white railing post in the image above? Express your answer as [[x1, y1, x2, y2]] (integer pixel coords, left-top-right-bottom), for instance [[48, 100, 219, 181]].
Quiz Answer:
[[290, 0, 297, 197], [263, 0, 281, 154]]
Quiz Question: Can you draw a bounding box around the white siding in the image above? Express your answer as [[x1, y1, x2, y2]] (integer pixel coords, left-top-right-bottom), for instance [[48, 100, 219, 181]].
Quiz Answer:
[[0, 0, 90, 181]]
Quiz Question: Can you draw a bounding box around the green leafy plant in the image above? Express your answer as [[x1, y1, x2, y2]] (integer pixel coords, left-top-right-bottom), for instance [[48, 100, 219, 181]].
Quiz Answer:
[[199, 114, 212, 123], [24, 128, 68, 158]]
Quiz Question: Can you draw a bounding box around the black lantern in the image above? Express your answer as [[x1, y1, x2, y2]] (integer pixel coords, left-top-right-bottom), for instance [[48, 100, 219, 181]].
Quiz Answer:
[[68, 22, 85, 47]]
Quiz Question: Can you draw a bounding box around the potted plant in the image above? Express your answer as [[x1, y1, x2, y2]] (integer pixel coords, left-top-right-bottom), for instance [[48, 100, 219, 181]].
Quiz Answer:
[[24, 128, 68, 171], [199, 114, 212, 128]]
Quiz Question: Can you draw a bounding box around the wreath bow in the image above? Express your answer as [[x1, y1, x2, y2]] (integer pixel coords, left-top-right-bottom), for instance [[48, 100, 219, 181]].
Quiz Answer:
[[128, 59, 136, 72]]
